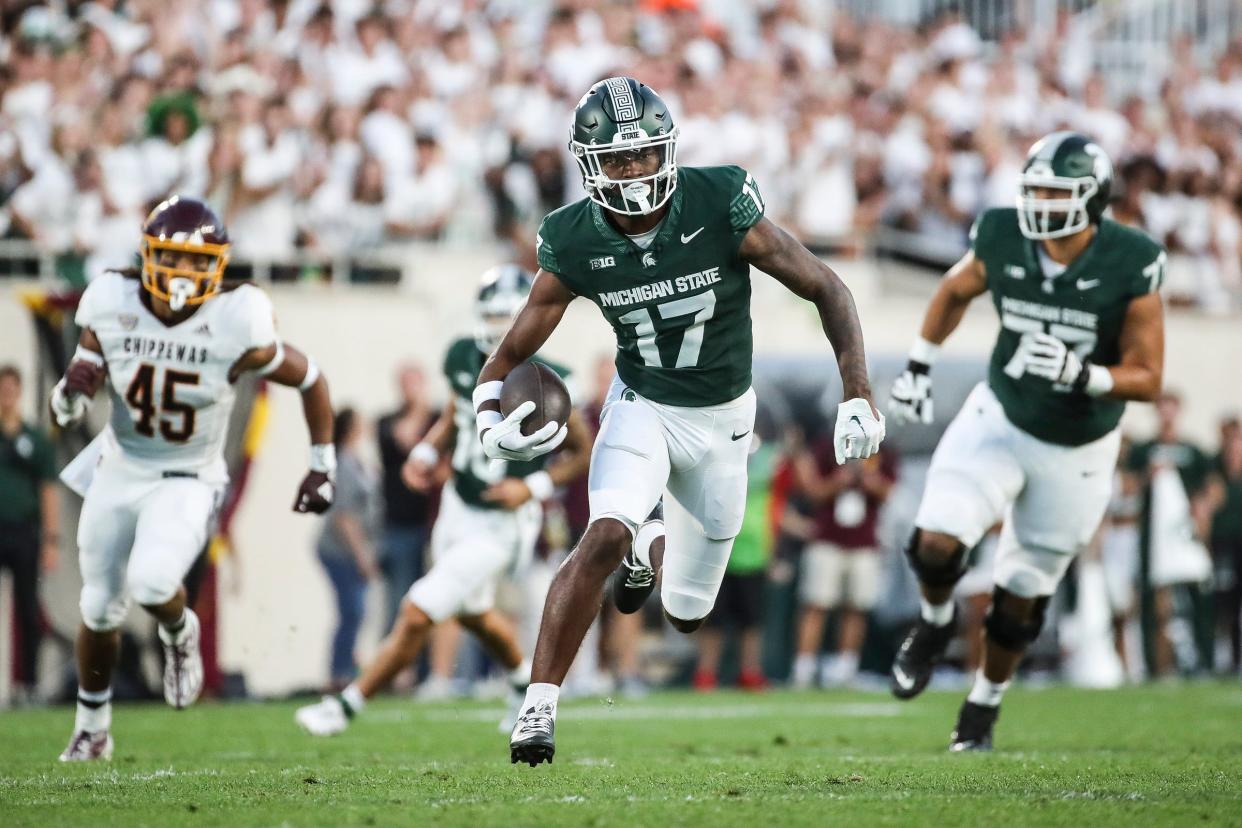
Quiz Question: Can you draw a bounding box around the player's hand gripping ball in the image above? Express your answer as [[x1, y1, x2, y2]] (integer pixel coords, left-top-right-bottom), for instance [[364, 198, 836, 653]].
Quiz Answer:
[[481, 363, 571, 462]]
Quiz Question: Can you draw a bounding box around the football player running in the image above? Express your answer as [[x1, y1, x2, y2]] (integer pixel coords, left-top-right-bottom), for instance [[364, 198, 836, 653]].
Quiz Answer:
[[473, 77, 884, 766], [887, 132, 1165, 751], [52, 197, 335, 762], [295, 266, 591, 737]]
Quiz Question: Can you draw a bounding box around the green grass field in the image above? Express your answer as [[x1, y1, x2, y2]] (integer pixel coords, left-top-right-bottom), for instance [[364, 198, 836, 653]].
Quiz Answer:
[[2, 684, 1240, 827]]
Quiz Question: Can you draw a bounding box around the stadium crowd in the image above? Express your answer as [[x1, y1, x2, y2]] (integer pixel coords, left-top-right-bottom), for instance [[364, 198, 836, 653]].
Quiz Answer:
[[1, 1, 1240, 309]]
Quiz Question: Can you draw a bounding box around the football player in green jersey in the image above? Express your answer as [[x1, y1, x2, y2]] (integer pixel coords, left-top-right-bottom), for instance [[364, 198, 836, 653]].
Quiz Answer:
[[469, 76, 885, 766], [295, 266, 591, 738], [887, 132, 1166, 751]]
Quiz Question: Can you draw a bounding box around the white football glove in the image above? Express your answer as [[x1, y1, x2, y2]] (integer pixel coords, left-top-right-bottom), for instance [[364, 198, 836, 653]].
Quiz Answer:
[[49, 380, 89, 427], [835, 398, 886, 464], [1020, 332, 1084, 387], [888, 363, 934, 425], [480, 400, 568, 462]]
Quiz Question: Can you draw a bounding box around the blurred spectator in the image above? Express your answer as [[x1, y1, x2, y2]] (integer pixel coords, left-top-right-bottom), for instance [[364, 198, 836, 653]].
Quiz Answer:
[[375, 363, 435, 631], [694, 436, 778, 692], [0, 364, 58, 702], [1211, 420, 1242, 674], [790, 440, 896, 689], [315, 407, 381, 690], [1126, 392, 1219, 677], [0, 3, 1239, 310]]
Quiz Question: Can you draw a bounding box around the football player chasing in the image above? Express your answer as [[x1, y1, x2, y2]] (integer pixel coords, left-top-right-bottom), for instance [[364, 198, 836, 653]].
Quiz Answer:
[[295, 266, 591, 737], [887, 132, 1165, 751], [51, 197, 336, 761], [473, 77, 885, 766]]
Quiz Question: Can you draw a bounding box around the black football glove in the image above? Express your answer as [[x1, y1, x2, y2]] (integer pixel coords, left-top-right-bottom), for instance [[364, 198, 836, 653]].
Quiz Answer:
[[293, 470, 334, 514]]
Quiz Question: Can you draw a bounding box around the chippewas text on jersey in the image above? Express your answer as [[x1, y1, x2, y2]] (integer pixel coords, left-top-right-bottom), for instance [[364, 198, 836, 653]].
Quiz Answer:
[[537, 165, 764, 408], [973, 208, 1165, 447]]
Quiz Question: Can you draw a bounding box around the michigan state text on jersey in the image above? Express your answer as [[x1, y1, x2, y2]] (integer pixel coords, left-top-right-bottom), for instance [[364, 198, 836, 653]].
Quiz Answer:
[[470, 76, 884, 767], [296, 265, 591, 742], [886, 132, 1165, 752], [51, 197, 336, 763]]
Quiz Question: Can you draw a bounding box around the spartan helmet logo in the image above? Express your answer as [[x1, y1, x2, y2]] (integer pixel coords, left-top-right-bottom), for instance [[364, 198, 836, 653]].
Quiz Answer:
[[641, 251, 657, 268]]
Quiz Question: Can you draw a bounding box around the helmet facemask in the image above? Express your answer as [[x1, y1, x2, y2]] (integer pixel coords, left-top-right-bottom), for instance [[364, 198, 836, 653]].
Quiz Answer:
[[572, 127, 679, 216], [140, 236, 229, 311], [1016, 173, 1098, 240]]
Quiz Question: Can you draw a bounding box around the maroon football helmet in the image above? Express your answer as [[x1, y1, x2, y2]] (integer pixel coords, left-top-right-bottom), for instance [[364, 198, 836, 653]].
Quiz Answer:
[[139, 196, 231, 311]]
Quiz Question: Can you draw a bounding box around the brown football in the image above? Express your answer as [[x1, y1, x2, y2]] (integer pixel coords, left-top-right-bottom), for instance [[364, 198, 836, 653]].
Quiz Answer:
[[499, 362, 572, 437]]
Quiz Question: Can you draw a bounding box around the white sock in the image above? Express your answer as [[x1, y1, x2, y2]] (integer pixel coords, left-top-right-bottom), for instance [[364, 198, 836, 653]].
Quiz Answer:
[[632, 520, 665, 568], [508, 658, 532, 691], [76, 687, 112, 733], [966, 669, 1010, 707], [792, 654, 816, 687], [522, 682, 559, 716], [835, 650, 860, 678], [920, 597, 954, 626], [340, 683, 366, 716]]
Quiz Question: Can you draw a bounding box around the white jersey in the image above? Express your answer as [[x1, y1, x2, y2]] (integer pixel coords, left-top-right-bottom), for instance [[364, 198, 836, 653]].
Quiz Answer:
[[75, 272, 277, 483]]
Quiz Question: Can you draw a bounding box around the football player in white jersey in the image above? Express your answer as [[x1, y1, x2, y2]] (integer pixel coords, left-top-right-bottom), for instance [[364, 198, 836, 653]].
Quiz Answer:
[[294, 265, 591, 738], [50, 197, 336, 761]]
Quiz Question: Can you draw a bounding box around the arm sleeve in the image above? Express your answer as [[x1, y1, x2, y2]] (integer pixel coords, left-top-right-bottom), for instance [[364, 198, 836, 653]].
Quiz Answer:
[[727, 167, 766, 235]]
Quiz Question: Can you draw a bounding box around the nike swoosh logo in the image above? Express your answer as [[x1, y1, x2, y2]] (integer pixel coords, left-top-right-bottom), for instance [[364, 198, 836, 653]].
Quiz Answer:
[[892, 665, 915, 690], [1077, 278, 1100, 290], [681, 227, 704, 243], [731, 430, 750, 442]]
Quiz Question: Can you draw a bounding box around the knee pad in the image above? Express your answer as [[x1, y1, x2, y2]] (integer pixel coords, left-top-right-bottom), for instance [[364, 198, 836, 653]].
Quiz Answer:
[[984, 587, 1050, 652], [127, 571, 180, 608], [80, 584, 128, 632], [661, 590, 712, 632], [905, 530, 967, 588]]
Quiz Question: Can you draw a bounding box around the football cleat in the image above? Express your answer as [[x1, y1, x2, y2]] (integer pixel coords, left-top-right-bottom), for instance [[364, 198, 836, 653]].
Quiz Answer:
[[890, 609, 958, 700], [59, 729, 113, 762], [509, 700, 556, 767], [158, 608, 203, 710], [295, 696, 349, 737], [611, 504, 662, 614], [949, 701, 999, 752]]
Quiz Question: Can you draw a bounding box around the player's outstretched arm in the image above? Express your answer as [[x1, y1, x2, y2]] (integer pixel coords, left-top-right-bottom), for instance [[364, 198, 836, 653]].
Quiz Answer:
[[740, 217, 883, 462], [401, 399, 456, 492], [232, 341, 336, 513], [49, 328, 106, 428], [474, 270, 575, 462], [888, 250, 988, 426]]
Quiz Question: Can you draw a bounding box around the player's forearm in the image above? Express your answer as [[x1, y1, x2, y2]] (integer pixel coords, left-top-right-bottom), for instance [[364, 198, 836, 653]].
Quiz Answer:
[[1101, 364, 1161, 403], [920, 283, 973, 346], [810, 281, 873, 403], [421, 412, 456, 457], [40, 482, 59, 540], [300, 377, 334, 445]]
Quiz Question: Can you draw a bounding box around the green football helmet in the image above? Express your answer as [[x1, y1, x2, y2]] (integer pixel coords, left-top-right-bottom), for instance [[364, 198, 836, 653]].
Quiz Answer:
[[1017, 131, 1113, 240], [474, 263, 533, 354], [569, 76, 679, 216]]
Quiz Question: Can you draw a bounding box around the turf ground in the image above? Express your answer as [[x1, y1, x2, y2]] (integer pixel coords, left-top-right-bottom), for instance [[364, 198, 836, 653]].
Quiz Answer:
[[2, 684, 1240, 827]]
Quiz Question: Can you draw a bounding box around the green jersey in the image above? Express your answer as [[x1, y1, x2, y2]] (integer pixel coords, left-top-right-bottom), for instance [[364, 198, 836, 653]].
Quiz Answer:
[[537, 165, 765, 407], [442, 337, 571, 509], [973, 208, 1165, 447]]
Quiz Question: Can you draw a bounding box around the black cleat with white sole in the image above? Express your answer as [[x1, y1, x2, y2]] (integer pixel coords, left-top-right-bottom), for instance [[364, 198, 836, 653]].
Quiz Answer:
[[610, 503, 662, 615], [890, 609, 958, 700], [509, 701, 556, 767], [949, 700, 999, 752]]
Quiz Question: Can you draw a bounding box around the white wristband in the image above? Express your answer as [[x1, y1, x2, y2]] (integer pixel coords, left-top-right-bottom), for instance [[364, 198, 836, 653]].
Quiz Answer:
[[909, 337, 940, 366], [472, 381, 504, 411], [74, 345, 105, 366], [524, 471, 554, 502], [409, 442, 439, 466], [476, 408, 502, 436], [309, 443, 336, 473], [299, 358, 320, 391], [1084, 363, 1114, 397]]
